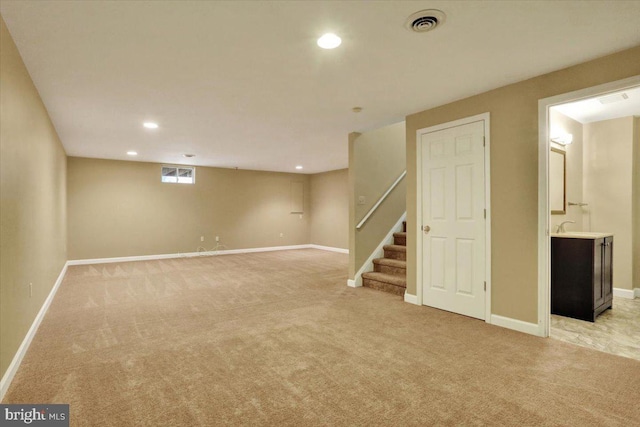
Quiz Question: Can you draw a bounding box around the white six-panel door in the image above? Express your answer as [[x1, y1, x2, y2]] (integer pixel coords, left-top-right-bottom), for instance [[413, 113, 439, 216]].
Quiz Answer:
[[421, 120, 486, 320]]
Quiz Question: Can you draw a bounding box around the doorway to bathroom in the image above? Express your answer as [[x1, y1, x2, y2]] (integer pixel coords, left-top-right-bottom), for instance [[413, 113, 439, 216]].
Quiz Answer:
[[538, 76, 640, 361]]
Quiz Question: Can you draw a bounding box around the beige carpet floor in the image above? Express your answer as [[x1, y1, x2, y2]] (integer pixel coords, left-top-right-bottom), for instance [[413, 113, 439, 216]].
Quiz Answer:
[[4, 249, 640, 426]]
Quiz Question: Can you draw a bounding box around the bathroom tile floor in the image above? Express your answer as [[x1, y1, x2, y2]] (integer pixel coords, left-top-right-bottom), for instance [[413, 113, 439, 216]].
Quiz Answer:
[[551, 296, 640, 361]]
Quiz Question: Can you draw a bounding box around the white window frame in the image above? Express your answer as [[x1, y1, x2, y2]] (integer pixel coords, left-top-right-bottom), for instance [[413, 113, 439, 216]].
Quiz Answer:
[[161, 165, 196, 184]]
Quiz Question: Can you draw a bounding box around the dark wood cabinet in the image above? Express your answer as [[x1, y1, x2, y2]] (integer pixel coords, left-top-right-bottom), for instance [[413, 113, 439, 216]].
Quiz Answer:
[[551, 235, 613, 322]]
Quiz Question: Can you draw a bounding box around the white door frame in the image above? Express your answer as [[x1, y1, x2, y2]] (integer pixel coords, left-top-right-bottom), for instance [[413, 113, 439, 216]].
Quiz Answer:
[[415, 112, 492, 322], [537, 75, 640, 337]]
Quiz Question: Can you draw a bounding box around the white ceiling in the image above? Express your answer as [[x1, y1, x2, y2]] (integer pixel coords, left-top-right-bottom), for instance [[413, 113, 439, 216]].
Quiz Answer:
[[552, 86, 640, 124], [2, 1, 640, 174]]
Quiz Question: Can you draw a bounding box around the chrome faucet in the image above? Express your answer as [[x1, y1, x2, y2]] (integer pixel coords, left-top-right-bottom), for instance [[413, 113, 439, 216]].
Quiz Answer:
[[555, 220, 575, 233]]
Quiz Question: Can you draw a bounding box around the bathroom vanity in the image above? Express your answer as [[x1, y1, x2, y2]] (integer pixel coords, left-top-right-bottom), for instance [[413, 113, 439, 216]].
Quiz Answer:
[[551, 232, 613, 322]]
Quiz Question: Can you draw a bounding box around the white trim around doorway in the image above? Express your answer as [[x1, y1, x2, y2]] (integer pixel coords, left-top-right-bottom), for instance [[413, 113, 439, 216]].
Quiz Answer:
[[537, 75, 640, 338]]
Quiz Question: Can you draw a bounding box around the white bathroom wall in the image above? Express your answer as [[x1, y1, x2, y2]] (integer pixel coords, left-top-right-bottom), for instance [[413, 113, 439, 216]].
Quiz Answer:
[[584, 116, 635, 291], [549, 109, 584, 233]]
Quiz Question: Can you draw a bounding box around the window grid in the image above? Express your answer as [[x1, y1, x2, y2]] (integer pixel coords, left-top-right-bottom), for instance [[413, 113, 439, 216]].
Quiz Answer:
[[162, 165, 195, 184]]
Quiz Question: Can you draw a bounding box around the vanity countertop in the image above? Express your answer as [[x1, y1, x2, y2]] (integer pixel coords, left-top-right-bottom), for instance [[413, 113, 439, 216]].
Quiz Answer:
[[551, 232, 613, 239]]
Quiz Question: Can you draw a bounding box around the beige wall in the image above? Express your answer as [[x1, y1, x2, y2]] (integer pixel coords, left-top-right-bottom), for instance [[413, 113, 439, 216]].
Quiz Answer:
[[0, 17, 68, 379], [309, 169, 348, 249], [549, 110, 584, 232], [67, 157, 311, 259], [406, 46, 640, 323], [349, 122, 406, 278], [584, 117, 635, 290]]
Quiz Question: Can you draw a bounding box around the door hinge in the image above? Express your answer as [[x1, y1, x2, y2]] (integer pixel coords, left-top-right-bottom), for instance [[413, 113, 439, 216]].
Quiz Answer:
[[484, 209, 486, 219], [484, 281, 486, 291], [483, 136, 486, 147]]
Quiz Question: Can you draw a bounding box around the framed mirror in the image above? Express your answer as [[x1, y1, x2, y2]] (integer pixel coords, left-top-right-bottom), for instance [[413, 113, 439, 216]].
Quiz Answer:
[[550, 147, 566, 215]]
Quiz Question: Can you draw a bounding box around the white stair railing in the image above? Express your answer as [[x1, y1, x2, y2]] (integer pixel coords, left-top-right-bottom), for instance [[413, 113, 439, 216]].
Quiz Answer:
[[356, 170, 406, 230]]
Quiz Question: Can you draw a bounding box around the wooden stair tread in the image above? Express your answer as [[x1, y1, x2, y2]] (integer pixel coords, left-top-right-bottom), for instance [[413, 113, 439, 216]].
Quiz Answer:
[[373, 258, 406, 268], [362, 272, 406, 287]]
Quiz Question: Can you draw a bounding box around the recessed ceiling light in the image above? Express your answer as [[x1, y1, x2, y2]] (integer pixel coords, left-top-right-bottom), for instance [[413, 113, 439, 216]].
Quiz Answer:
[[127, 151, 138, 156], [317, 33, 341, 49], [143, 122, 159, 129], [295, 165, 303, 170], [183, 154, 195, 158]]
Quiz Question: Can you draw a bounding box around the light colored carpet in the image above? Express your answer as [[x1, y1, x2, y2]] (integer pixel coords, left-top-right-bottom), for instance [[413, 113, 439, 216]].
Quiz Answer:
[[4, 249, 640, 426]]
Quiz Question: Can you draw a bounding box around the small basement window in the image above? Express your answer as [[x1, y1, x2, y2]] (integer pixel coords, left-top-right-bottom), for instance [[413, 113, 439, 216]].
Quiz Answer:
[[162, 166, 195, 184]]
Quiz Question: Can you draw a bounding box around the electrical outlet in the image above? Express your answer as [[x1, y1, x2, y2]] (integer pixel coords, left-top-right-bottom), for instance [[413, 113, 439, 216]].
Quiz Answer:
[[215, 236, 219, 242], [358, 196, 366, 205], [279, 233, 284, 238], [29, 282, 33, 298], [200, 236, 204, 242]]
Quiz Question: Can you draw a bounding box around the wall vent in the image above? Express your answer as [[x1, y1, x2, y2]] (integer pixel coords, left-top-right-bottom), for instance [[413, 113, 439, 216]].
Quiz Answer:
[[406, 9, 446, 33]]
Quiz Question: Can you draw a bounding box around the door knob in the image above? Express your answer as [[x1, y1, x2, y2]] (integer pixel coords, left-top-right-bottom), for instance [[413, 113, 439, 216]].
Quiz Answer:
[[423, 225, 431, 234]]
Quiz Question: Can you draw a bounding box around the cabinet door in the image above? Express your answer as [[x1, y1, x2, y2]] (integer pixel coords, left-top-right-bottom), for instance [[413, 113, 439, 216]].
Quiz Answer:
[[593, 238, 605, 309], [603, 237, 613, 303]]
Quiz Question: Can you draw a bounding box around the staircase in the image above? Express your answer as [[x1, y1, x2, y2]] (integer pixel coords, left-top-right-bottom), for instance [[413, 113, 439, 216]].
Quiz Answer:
[[362, 222, 406, 296]]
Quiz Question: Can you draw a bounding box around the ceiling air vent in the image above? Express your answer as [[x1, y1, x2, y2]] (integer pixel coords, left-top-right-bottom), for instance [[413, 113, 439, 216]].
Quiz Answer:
[[406, 9, 446, 33]]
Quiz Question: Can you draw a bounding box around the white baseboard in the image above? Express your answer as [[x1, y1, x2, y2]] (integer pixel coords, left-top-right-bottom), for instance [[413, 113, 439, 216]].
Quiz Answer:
[[308, 244, 349, 254], [348, 275, 363, 288], [209, 245, 312, 256], [613, 287, 635, 299], [635, 288, 640, 299], [0, 262, 68, 402], [67, 244, 347, 265], [490, 314, 541, 337], [347, 279, 359, 288], [404, 293, 419, 305]]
